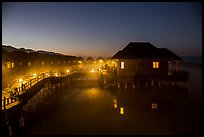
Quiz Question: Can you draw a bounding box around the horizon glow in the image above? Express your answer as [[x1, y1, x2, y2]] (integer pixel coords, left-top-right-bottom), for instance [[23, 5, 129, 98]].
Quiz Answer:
[[2, 2, 202, 58]]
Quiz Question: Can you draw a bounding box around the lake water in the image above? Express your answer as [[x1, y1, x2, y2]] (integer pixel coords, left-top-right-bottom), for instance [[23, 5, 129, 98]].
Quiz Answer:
[[24, 62, 202, 135]]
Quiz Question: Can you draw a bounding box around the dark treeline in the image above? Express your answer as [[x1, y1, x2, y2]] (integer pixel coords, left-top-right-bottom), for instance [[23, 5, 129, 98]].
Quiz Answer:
[[2, 47, 79, 64]]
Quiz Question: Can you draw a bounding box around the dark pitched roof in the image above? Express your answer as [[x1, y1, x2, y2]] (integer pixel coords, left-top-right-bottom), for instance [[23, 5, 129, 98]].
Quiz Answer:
[[112, 50, 122, 59], [96, 57, 104, 61], [157, 48, 182, 60], [112, 42, 182, 60]]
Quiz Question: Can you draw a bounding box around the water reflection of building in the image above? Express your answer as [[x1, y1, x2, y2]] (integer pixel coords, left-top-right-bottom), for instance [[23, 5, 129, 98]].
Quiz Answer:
[[111, 42, 189, 89]]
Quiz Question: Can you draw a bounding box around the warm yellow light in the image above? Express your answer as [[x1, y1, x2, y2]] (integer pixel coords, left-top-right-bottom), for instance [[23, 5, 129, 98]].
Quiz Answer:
[[33, 74, 36, 77], [94, 61, 96, 63], [151, 103, 158, 109], [120, 107, 124, 114], [99, 60, 103, 63], [113, 99, 117, 104], [112, 61, 115, 64], [66, 70, 70, 73], [91, 69, 95, 73], [114, 103, 117, 108], [45, 73, 48, 76], [156, 62, 159, 68], [153, 62, 159, 68], [99, 68, 101, 71], [55, 73, 58, 77], [78, 61, 82, 63], [7, 62, 11, 69], [87, 88, 100, 99], [107, 61, 109, 63], [11, 63, 14, 68], [19, 79, 22, 82], [121, 62, 124, 69]]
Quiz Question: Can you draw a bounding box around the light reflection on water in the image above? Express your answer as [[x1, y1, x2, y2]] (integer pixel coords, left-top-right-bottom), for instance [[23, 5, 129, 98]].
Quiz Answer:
[[26, 64, 201, 135]]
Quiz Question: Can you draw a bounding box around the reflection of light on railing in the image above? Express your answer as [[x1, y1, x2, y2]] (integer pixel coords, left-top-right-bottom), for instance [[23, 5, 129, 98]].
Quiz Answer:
[[120, 107, 124, 114], [151, 103, 158, 109]]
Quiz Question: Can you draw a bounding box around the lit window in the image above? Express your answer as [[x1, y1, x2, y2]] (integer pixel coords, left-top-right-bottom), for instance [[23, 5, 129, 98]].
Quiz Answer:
[[151, 103, 158, 109], [121, 62, 124, 69], [153, 62, 159, 68]]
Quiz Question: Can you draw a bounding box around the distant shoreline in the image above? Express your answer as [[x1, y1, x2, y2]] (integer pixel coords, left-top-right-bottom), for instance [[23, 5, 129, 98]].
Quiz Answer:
[[181, 62, 202, 68], [180, 56, 202, 68]]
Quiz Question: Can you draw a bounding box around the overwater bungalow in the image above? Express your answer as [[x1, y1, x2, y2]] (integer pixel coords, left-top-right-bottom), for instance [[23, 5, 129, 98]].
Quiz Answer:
[[111, 42, 188, 88]]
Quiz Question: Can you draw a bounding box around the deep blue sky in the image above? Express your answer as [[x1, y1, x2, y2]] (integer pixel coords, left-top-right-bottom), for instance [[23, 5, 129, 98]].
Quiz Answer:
[[2, 2, 202, 58]]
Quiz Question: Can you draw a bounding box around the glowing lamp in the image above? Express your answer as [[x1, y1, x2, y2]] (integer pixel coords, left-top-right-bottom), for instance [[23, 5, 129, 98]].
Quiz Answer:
[[19, 79, 22, 82], [91, 69, 95, 73]]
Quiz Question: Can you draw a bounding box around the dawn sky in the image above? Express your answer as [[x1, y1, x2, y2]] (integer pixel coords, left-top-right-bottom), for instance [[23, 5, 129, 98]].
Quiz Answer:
[[2, 2, 202, 58]]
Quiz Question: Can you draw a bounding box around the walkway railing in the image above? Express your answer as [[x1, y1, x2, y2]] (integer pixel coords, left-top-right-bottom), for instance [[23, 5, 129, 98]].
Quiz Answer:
[[2, 71, 67, 110]]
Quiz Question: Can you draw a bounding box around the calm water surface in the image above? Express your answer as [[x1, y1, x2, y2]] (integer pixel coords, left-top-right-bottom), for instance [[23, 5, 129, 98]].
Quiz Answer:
[[25, 64, 202, 135]]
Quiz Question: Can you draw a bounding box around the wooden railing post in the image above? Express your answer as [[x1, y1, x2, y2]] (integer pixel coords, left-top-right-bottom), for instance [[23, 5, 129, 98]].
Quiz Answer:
[[7, 98, 9, 105], [3, 97, 6, 110]]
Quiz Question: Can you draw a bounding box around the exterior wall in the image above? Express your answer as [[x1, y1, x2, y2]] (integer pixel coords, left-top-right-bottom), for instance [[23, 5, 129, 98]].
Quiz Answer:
[[116, 59, 169, 79]]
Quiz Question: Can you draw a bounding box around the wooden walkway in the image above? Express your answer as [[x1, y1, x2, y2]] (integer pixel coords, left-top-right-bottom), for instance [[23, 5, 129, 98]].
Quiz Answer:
[[2, 71, 67, 110]]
